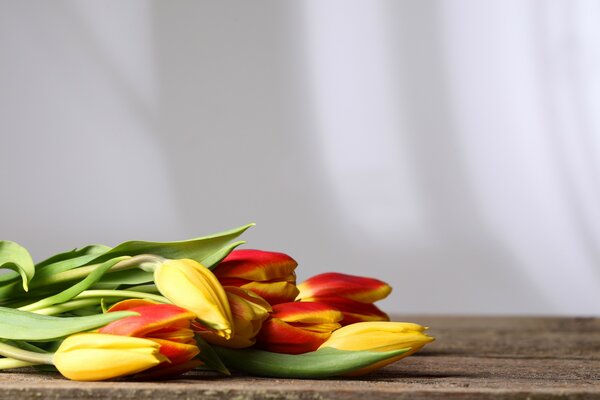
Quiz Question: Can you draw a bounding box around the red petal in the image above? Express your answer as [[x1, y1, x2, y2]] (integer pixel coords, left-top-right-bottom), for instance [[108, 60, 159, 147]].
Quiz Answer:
[[100, 304, 196, 337], [298, 273, 391, 303], [214, 250, 298, 281], [255, 318, 330, 354], [271, 302, 343, 324], [106, 299, 159, 312], [149, 338, 200, 365], [308, 296, 390, 325]]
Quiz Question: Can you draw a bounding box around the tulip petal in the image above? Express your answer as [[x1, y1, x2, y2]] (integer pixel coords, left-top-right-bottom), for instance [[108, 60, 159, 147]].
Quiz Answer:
[[150, 327, 196, 343], [149, 338, 200, 365], [100, 304, 196, 338], [302, 296, 389, 325], [215, 250, 297, 281], [154, 259, 233, 338], [236, 280, 299, 305], [106, 299, 159, 312], [255, 318, 331, 354], [201, 287, 271, 349], [297, 273, 392, 303], [271, 302, 343, 324]]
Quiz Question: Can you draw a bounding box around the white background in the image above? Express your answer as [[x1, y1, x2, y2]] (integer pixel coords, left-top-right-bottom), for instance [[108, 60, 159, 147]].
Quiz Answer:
[[1, 1, 599, 315]]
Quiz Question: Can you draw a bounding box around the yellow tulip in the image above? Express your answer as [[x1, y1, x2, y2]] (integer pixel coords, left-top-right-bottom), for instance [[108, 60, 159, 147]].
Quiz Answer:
[[318, 321, 434, 375], [201, 286, 272, 348], [154, 259, 233, 339], [53, 333, 168, 381]]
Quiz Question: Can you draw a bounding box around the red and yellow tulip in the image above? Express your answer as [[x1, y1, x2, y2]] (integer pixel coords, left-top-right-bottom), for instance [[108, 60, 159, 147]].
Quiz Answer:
[[213, 250, 299, 305], [154, 259, 233, 339], [100, 300, 201, 375], [318, 321, 434, 375], [297, 273, 391, 325], [255, 301, 342, 354]]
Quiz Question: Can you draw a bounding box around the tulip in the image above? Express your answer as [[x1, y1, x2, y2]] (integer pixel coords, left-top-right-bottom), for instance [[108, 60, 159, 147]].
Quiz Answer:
[[199, 286, 271, 348], [100, 300, 200, 370], [213, 249, 299, 305], [53, 333, 168, 381], [297, 273, 392, 325], [255, 302, 342, 354], [318, 321, 435, 375], [154, 258, 233, 339]]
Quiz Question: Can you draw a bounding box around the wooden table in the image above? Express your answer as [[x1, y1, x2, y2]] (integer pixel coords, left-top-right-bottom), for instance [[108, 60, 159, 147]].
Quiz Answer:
[[0, 316, 598, 399]]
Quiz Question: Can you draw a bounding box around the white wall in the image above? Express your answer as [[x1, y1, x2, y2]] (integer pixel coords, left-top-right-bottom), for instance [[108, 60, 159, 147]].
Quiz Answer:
[[1, 0, 599, 315]]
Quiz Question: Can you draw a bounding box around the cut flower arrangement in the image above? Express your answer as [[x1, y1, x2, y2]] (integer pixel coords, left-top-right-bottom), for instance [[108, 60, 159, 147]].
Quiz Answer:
[[0, 224, 434, 381]]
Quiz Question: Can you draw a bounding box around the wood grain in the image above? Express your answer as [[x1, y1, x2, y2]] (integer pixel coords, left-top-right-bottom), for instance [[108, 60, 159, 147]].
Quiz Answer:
[[0, 316, 598, 399]]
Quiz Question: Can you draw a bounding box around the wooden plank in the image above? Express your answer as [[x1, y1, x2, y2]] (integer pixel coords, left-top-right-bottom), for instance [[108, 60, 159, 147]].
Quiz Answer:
[[0, 316, 598, 399]]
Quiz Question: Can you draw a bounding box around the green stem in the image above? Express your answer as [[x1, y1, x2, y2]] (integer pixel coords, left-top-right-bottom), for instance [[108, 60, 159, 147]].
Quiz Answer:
[[0, 341, 53, 364], [31, 299, 103, 316], [124, 284, 159, 293], [0, 358, 40, 370], [30, 254, 164, 288], [74, 290, 170, 303]]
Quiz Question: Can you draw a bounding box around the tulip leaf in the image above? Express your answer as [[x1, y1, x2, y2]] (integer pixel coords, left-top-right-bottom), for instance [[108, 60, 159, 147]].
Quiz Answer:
[[214, 346, 411, 378], [0, 306, 137, 341], [34, 245, 111, 279], [19, 257, 127, 312], [194, 334, 230, 375], [36, 244, 111, 270], [0, 241, 35, 292], [97, 269, 154, 285], [86, 223, 254, 268], [202, 240, 245, 270]]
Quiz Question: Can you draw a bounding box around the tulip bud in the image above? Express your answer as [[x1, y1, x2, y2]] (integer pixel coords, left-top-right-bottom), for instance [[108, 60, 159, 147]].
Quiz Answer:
[[200, 287, 272, 348], [255, 302, 342, 354], [297, 272, 391, 303], [100, 301, 200, 369], [297, 273, 391, 325], [318, 321, 434, 375], [214, 250, 299, 305], [53, 333, 168, 381], [154, 259, 233, 339]]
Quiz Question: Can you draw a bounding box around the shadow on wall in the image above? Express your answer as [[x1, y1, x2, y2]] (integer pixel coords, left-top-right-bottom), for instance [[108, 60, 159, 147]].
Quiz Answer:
[[145, 1, 550, 313]]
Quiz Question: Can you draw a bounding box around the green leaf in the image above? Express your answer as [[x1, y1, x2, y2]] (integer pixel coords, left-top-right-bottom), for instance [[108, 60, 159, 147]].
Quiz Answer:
[[214, 346, 410, 378], [203, 240, 245, 270], [97, 269, 154, 285], [35, 244, 110, 270], [0, 306, 137, 341], [19, 257, 127, 312], [194, 334, 230, 375], [0, 241, 35, 291], [86, 223, 254, 268], [32, 244, 111, 283]]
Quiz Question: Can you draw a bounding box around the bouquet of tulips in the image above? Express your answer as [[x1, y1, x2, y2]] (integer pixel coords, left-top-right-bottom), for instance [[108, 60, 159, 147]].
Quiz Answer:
[[0, 224, 433, 381]]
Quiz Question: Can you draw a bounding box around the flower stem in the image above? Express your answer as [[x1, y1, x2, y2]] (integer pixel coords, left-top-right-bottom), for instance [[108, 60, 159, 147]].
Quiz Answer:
[[0, 358, 40, 370], [0, 341, 53, 365], [31, 299, 103, 316], [74, 290, 169, 303], [31, 254, 164, 288]]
